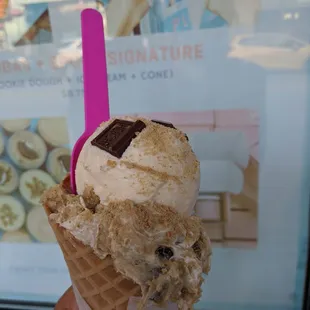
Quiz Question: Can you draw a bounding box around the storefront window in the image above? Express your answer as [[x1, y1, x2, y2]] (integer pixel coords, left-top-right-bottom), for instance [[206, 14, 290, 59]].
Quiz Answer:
[[0, 1, 309, 309]]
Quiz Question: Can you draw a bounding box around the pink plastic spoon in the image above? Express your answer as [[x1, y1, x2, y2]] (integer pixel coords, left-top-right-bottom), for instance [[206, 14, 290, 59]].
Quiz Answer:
[[70, 8, 110, 193]]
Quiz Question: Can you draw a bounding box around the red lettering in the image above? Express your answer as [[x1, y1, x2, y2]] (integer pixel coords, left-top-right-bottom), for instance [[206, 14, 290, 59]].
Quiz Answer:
[[170, 46, 180, 61], [195, 44, 203, 59], [136, 50, 146, 63], [124, 50, 134, 64], [107, 51, 117, 65], [159, 46, 168, 61], [183, 45, 192, 59], [149, 48, 159, 62]]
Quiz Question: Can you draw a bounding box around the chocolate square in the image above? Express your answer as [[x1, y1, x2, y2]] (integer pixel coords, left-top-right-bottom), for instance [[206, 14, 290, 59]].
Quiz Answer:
[[91, 119, 146, 158], [152, 119, 189, 140], [151, 119, 176, 129]]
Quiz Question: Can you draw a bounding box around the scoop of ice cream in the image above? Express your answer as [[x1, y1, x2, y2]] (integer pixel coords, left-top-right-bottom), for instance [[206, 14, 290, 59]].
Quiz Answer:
[[75, 117, 200, 215], [42, 182, 211, 310]]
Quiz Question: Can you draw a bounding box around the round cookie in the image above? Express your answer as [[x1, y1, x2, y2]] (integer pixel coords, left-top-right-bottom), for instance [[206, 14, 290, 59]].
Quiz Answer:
[[26, 207, 56, 242], [47, 147, 71, 183], [19, 169, 56, 206], [0, 196, 25, 232], [0, 160, 18, 194], [7, 130, 47, 170], [1, 229, 32, 243], [37, 118, 69, 147], [0, 119, 31, 133]]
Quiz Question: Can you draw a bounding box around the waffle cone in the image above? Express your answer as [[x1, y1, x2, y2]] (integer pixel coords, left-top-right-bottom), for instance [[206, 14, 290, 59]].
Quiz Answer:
[[43, 203, 141, 310]]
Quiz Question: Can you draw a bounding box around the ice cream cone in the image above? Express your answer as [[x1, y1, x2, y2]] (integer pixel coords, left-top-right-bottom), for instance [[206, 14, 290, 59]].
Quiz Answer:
[[43, 180, 141, 310]]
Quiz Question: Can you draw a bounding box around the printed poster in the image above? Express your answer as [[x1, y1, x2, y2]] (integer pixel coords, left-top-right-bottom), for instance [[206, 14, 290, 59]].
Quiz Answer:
[[0, 117, 70, 243], [0, 110, 259, 248]]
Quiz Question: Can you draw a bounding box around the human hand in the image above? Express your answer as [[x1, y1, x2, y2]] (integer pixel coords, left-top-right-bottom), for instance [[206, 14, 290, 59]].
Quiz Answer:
[[55, 286, 79, 310]]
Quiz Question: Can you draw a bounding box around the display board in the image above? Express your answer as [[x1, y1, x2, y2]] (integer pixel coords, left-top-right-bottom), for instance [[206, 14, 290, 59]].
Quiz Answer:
[[0, 1, 309, 309]]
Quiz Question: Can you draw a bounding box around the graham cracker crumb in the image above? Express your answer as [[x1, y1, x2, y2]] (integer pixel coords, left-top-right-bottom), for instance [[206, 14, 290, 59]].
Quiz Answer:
[[121, 161, 179, 183], [107, 160, 117, 168], [82, 185, 100, 211], [129, 119, 199, 180]]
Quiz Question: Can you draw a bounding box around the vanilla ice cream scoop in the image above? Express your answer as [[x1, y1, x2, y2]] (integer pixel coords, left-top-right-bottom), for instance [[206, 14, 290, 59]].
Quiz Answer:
[[75, 117, 200, 214]]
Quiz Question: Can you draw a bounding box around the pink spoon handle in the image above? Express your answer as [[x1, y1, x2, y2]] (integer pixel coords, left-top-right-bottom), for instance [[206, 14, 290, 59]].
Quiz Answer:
[[70, 8, 110, 193], [82, 8, 110, 135]]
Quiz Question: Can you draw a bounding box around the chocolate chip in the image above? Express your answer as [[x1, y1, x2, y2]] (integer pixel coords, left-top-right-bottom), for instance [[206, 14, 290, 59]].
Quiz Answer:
[[150, 283, 169, 303], [151, 119, 175, 129], [151, 267, 162, 278], [134, 259, 143, 265], [192, 241, 201, 259], [155, 246, 174, 260], [152, 119, 189, 141], [175, 236, 185, 245], [181, 288, 188, 296], [150, 291, 162, 303], [91, 119, 146, 158]]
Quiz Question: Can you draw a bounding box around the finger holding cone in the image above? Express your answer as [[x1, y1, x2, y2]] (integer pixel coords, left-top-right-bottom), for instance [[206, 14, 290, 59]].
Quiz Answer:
[[55, 286, 79, 310]]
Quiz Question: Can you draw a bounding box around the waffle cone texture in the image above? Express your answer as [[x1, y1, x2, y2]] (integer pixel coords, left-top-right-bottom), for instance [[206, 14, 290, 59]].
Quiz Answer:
[[43, 204, 141, 310]]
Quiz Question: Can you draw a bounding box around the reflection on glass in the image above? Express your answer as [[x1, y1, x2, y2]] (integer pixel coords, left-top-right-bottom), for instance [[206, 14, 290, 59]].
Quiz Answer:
[[228, 32, 310, 69], [53, 38, 82, 68]]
